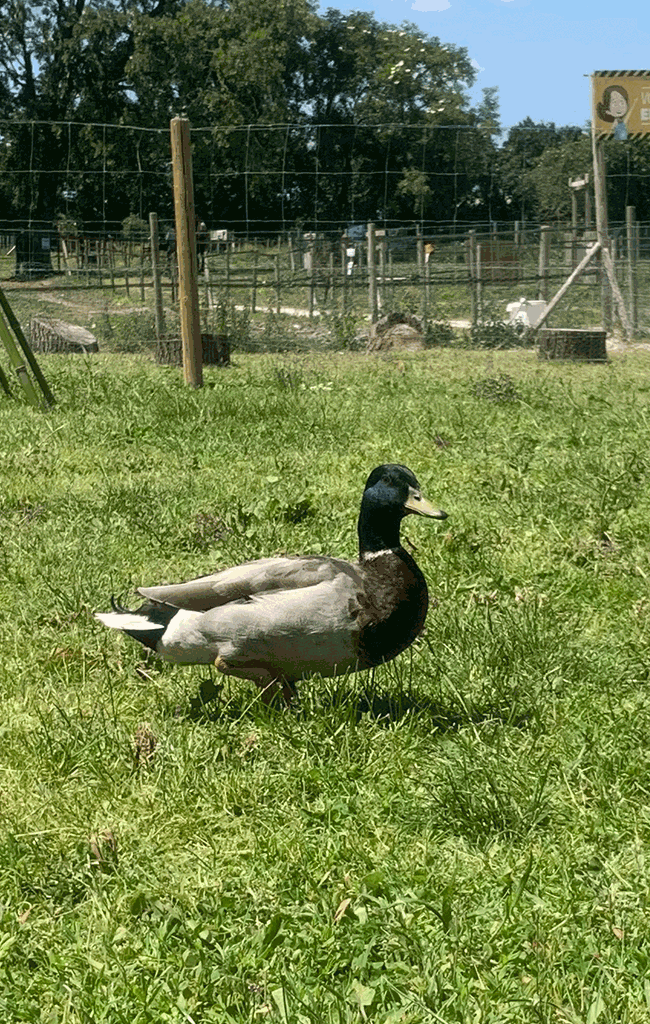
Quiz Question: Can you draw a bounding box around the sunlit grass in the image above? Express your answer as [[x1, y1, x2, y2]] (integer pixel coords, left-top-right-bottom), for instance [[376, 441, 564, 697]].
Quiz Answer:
[[1, 347, 650, 1020]]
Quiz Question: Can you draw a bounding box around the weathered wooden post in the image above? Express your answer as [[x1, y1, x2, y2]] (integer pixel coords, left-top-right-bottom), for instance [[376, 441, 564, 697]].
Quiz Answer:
[[538, 224, 551, 301], [626, 205, 638, 329], [225, 241, 231, 305], [251, 246, 258, 314], [329, 251, 336, 308], [308, 239, 316, 319], [593, 141, 612, 331], [170, 115, 202, 388], [425, 248, 431, 310], [341, 236, 348, 312], [589, 72, 635, 340], [0, 287, 55, 407], [275, 254, 281, 315], [139, 242, 146, 303], [149, 212, 165, 339], [468, 229, 477, 325], [476, 242, 483, 322], [367, 222, 378, 323], [416, 226, 424, 275], [378, 234, 386, 311]]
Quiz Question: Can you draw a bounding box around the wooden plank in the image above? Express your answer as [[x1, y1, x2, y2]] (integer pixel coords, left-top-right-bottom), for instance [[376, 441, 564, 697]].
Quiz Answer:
[[530, 242, 602, 333], [0, 286, 55, 406]]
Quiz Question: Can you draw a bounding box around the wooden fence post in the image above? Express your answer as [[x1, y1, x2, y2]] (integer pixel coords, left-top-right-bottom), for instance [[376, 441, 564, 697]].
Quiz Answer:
[[308, 240, 316, 319], [0, 287, 55, 407], [341, 237, 348, 312], [149, 213, 165, 339], [626, 205, 638, 330], [378, 235, 386, 311], [251, 246, 258, 314], [538, 224, 551, 301], [170, 115, 202, 387], [476, 243, 482, 321], [275, 254, 281, 315], [329, 251, 335, 307], [140, 242, 146, 303], [367, 222, 378, 323], [468, 230, 477, 325]]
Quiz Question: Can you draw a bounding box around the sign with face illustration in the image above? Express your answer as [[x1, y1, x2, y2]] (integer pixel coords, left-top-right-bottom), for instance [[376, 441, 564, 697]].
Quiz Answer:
[[592, 72, 650, 139]]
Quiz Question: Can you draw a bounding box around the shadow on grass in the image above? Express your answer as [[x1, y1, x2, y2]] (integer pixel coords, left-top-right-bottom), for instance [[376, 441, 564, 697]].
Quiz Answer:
[[180, 671, 534, 735]]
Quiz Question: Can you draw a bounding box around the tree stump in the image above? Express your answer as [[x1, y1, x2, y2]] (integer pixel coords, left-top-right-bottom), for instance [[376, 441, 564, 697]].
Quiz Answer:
[[367, 312, 423, 352], [537, 328, 607, 362], [30, 317, 98, 354], [155, 333, 230, 367]]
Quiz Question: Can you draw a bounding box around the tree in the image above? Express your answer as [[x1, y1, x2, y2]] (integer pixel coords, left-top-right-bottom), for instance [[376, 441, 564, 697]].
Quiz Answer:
[[526, 135, 591, 221], [496, 118, 584, 220], [526, 134, 650, 224], [293, 10, 485, 226], [0, 0, 533, 231], [0, 1, 177, 223]]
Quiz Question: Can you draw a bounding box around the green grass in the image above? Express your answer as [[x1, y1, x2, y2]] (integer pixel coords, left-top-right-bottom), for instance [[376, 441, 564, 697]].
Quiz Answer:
[[2, 347, 650, 1021]]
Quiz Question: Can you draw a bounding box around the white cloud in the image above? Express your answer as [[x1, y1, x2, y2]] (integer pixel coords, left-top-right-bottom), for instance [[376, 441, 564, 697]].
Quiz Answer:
[[411, 0, 451, 11], [471, 58, 485, 73]]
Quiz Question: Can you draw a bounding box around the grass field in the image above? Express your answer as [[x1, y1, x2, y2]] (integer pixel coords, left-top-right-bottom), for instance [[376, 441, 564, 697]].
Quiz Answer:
[[2, 345, 650, 1022]]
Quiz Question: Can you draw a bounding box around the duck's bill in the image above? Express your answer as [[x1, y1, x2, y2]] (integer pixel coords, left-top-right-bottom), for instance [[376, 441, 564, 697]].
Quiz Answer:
[[403, 487, 448, 519]]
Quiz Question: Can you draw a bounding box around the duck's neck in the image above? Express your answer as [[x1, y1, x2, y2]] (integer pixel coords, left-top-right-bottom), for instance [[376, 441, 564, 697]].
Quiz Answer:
[[357, 508, 403, 558]]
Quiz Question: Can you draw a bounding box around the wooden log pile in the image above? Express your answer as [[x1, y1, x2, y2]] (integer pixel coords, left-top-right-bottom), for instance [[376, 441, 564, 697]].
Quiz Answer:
[[30, 317, 99, 354], [155, 332, 230, 367], [537, 328, 607, 362]]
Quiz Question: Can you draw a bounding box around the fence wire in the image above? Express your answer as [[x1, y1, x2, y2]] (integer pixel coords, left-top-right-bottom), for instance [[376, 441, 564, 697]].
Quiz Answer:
[[0, 120, 647, 342]]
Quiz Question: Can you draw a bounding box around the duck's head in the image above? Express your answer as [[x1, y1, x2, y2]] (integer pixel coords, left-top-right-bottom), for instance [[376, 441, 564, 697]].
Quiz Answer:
[[359, 464, 447, 554]]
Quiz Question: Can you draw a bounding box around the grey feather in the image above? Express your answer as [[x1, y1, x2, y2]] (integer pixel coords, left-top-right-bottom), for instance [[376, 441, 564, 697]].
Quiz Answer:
[[137, 555, 361, 611], [159, 575, 360, 680]]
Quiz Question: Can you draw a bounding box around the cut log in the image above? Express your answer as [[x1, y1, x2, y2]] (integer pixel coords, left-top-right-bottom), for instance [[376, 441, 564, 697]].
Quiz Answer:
[[30, 317, 98, 354], [156, 332, 230, 367], [537, 328, 607, 362], [367, 312, 423, 351]]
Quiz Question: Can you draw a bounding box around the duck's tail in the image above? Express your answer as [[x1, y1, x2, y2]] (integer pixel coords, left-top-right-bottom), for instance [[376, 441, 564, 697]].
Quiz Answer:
[[95, 597, 179, 653]]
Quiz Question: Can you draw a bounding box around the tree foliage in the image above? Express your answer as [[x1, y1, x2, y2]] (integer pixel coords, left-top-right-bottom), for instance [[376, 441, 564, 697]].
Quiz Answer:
[[1, 1, 648, 230]]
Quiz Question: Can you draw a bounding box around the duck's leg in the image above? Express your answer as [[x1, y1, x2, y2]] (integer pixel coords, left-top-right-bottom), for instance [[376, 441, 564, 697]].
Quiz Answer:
[[214, 656, 294, 705]]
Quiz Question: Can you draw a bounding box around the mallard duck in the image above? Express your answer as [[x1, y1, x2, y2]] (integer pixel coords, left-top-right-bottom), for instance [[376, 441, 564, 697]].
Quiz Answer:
[[95, 464, 447, 702]]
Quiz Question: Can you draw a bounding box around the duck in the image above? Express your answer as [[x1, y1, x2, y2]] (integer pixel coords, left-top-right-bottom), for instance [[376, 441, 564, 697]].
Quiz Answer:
[[95, 464, 447, 702]]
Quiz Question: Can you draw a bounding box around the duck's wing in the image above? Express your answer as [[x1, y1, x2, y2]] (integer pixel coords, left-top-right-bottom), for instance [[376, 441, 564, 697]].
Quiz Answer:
[[137, 555, 361, 611], [159, 574, 365, 680]]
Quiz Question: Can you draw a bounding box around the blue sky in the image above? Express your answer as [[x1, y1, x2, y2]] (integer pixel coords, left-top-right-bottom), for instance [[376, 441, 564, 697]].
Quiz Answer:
[[321, 0, 648, 132]]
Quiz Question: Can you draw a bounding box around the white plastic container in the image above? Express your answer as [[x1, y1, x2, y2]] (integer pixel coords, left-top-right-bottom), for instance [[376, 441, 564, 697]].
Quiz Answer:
[[506, 298, 547, 327]]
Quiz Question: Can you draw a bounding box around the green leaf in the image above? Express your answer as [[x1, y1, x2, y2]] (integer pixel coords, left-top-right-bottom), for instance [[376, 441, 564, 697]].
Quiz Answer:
[[586, 994, 605, 1024], [271, 987, 289, 1021], [350, 979, 375, 1008], [260, 912, 283, 953]]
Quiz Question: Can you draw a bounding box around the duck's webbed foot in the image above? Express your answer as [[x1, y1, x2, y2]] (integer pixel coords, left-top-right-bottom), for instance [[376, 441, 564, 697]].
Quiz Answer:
[[214, 656, 295, 705]]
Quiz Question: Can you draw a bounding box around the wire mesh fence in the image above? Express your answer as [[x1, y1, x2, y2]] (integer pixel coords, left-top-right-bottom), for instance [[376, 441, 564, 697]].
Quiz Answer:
[[2, 221, 646, 342], [0, 119, 647, 351]]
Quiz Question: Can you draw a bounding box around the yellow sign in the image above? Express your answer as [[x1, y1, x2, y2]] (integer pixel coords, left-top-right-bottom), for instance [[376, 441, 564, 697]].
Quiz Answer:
[[592, 71, 650, 139]]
